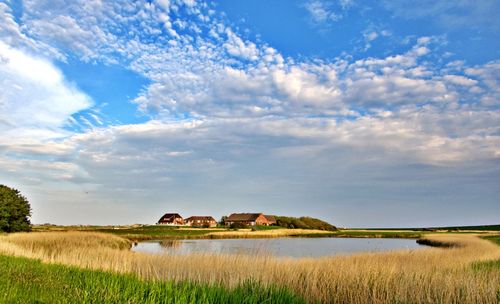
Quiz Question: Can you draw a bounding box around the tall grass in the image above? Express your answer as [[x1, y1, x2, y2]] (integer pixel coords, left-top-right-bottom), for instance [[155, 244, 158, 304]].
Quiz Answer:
[[1, 232, 499, 303], [206, 228, 334, 238], [0, 254, 304, 304]]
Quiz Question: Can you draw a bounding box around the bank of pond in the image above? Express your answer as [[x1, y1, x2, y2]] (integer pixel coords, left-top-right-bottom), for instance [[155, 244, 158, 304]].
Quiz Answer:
[[1, 231, 499, 303]]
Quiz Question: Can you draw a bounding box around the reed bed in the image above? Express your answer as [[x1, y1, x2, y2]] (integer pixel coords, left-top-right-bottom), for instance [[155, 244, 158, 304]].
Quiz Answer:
[[206, 228, 333, 238], [0, 232, 499, 303]]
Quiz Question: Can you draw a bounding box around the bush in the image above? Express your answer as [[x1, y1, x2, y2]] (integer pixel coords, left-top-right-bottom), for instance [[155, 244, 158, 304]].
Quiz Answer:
[[275, 216, 336, 231], [229, 222, 249, 229], [0, 185, 32, 232]]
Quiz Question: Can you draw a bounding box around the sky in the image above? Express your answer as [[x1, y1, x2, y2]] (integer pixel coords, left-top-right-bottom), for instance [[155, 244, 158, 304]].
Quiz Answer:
[[0, 0, 499, 228]]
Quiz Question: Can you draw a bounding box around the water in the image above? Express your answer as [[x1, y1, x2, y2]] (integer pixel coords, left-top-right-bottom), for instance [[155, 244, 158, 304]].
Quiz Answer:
[[132, 237, 423, 258]]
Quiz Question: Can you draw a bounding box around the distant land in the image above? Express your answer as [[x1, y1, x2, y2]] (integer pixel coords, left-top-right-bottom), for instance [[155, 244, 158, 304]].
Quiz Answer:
[[351, 224, 500, 231]]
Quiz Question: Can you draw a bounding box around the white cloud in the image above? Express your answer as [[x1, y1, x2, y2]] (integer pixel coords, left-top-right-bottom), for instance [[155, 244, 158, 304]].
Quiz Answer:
[[304, 0, 340, 23], [0, 3, 64, 60], [464, 61, 500, 106], [133, 37, 498, 117], [443, 75, 477, 87], [0, 41, 92, 143], [223, 29, 259, 61]]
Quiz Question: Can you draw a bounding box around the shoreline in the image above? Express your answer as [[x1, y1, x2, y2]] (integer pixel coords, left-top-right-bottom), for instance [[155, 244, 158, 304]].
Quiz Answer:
[[31, 224, 500, 242]]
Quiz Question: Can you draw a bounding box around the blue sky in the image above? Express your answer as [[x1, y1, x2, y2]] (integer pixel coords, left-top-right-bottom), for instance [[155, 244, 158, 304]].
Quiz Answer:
[[0, 0, 499, 227]]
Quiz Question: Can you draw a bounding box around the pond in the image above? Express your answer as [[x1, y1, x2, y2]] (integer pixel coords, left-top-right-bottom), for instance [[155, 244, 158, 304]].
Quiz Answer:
[[132, 237, 423, 258]]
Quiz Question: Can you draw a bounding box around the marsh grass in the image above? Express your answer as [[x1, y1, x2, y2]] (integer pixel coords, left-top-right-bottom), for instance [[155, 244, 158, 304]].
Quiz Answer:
[[0, 254, 304, 304], [206, 228, 334, 238], [1, 232, 499, 303]]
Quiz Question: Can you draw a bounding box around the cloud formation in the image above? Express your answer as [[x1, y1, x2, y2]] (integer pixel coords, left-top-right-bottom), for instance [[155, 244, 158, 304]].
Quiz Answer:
[[0, 0, 498, 226], [0, 41, 92, 144]]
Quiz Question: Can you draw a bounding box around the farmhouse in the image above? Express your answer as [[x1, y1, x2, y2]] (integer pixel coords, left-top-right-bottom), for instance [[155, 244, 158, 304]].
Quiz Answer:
[[224, 213, 271, 226], [157, 213, 184, 225], [185, 216, 217, 227]]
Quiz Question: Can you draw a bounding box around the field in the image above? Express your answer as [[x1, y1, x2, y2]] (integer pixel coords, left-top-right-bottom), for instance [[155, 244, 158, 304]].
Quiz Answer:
[[33, 224, 431, 241], [1, 231, 499, 303]]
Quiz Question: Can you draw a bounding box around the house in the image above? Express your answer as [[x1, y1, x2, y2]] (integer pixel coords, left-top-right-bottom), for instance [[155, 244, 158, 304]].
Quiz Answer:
[[264, 215, 277, 225], [157, 213, 184, 225], [224, 213, 271, 226], [185, 216, 217, 227]]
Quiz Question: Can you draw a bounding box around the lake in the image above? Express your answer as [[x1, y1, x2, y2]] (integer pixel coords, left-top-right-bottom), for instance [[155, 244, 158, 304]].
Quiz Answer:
[[132, 237, 423, 258]]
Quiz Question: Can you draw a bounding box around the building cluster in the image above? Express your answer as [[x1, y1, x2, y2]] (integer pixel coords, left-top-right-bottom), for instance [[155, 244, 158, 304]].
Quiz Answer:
[[157, 212, 277, 227]]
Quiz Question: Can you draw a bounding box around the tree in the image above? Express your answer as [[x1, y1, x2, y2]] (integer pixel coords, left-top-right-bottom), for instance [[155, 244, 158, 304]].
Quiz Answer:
[[0, 185, 32, 232], [219, 216, 227, 226]]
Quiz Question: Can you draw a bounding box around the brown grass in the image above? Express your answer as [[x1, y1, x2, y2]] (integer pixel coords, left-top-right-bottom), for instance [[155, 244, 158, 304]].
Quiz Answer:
[[1, 232, 499, 303], [206, 228, 333, 238]]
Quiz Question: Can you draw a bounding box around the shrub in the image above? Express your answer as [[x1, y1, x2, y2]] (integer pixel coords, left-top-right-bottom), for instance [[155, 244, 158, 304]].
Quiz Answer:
[[0, 185, 32, 232], [229, 222, 249, 229], [275, 216, 336, 231]]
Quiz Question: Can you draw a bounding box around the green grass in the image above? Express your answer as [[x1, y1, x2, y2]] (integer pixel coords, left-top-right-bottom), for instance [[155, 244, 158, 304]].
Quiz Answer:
[[0, 254, 305, 304]]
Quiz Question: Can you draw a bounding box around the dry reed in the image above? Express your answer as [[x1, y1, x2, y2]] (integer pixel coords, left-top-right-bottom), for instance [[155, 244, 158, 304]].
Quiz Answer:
[[0, 232, 499, 303], [206, 228, 333, 238]]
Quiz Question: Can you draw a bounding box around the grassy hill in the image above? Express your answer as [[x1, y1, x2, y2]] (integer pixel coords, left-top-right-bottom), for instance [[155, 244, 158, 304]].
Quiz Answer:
[[274, 216, 337, 231]]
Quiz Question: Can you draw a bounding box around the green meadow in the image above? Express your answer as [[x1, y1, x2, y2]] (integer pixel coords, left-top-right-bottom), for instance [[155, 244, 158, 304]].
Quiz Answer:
[[0, 254, 305, 304]]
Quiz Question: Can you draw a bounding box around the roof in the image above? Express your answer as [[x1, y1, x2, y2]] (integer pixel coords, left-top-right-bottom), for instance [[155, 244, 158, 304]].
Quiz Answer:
[[158, 213, 183, 222], [226, 213, 265, 222], [185, 216, 216, 221], [264, 215, 276, 223]]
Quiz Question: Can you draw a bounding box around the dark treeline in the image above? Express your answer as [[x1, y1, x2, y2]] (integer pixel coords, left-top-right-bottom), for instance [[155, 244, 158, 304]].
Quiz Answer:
[[275, 216, 337, 231]]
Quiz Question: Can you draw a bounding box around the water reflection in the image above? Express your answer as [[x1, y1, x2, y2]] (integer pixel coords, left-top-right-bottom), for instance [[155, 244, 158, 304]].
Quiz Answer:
[[159, 240, 182, 248], [133, 237, 423, 258]]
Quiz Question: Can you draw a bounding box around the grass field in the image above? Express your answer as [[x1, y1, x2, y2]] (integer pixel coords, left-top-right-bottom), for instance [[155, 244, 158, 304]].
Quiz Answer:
[[33, 224, 432, 241], [0, 254, 304, 304], [1, 231, 499, 303]]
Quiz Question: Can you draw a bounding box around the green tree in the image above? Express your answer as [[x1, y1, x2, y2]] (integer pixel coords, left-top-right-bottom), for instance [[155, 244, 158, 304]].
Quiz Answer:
[[0, 185, 32, 232]]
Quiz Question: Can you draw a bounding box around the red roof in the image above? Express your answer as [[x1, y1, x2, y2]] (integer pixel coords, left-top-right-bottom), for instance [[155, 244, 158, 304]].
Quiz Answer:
[[226, 213, 265, 222], [185, 216, 216, 222], [158, 213, 183, 223]]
